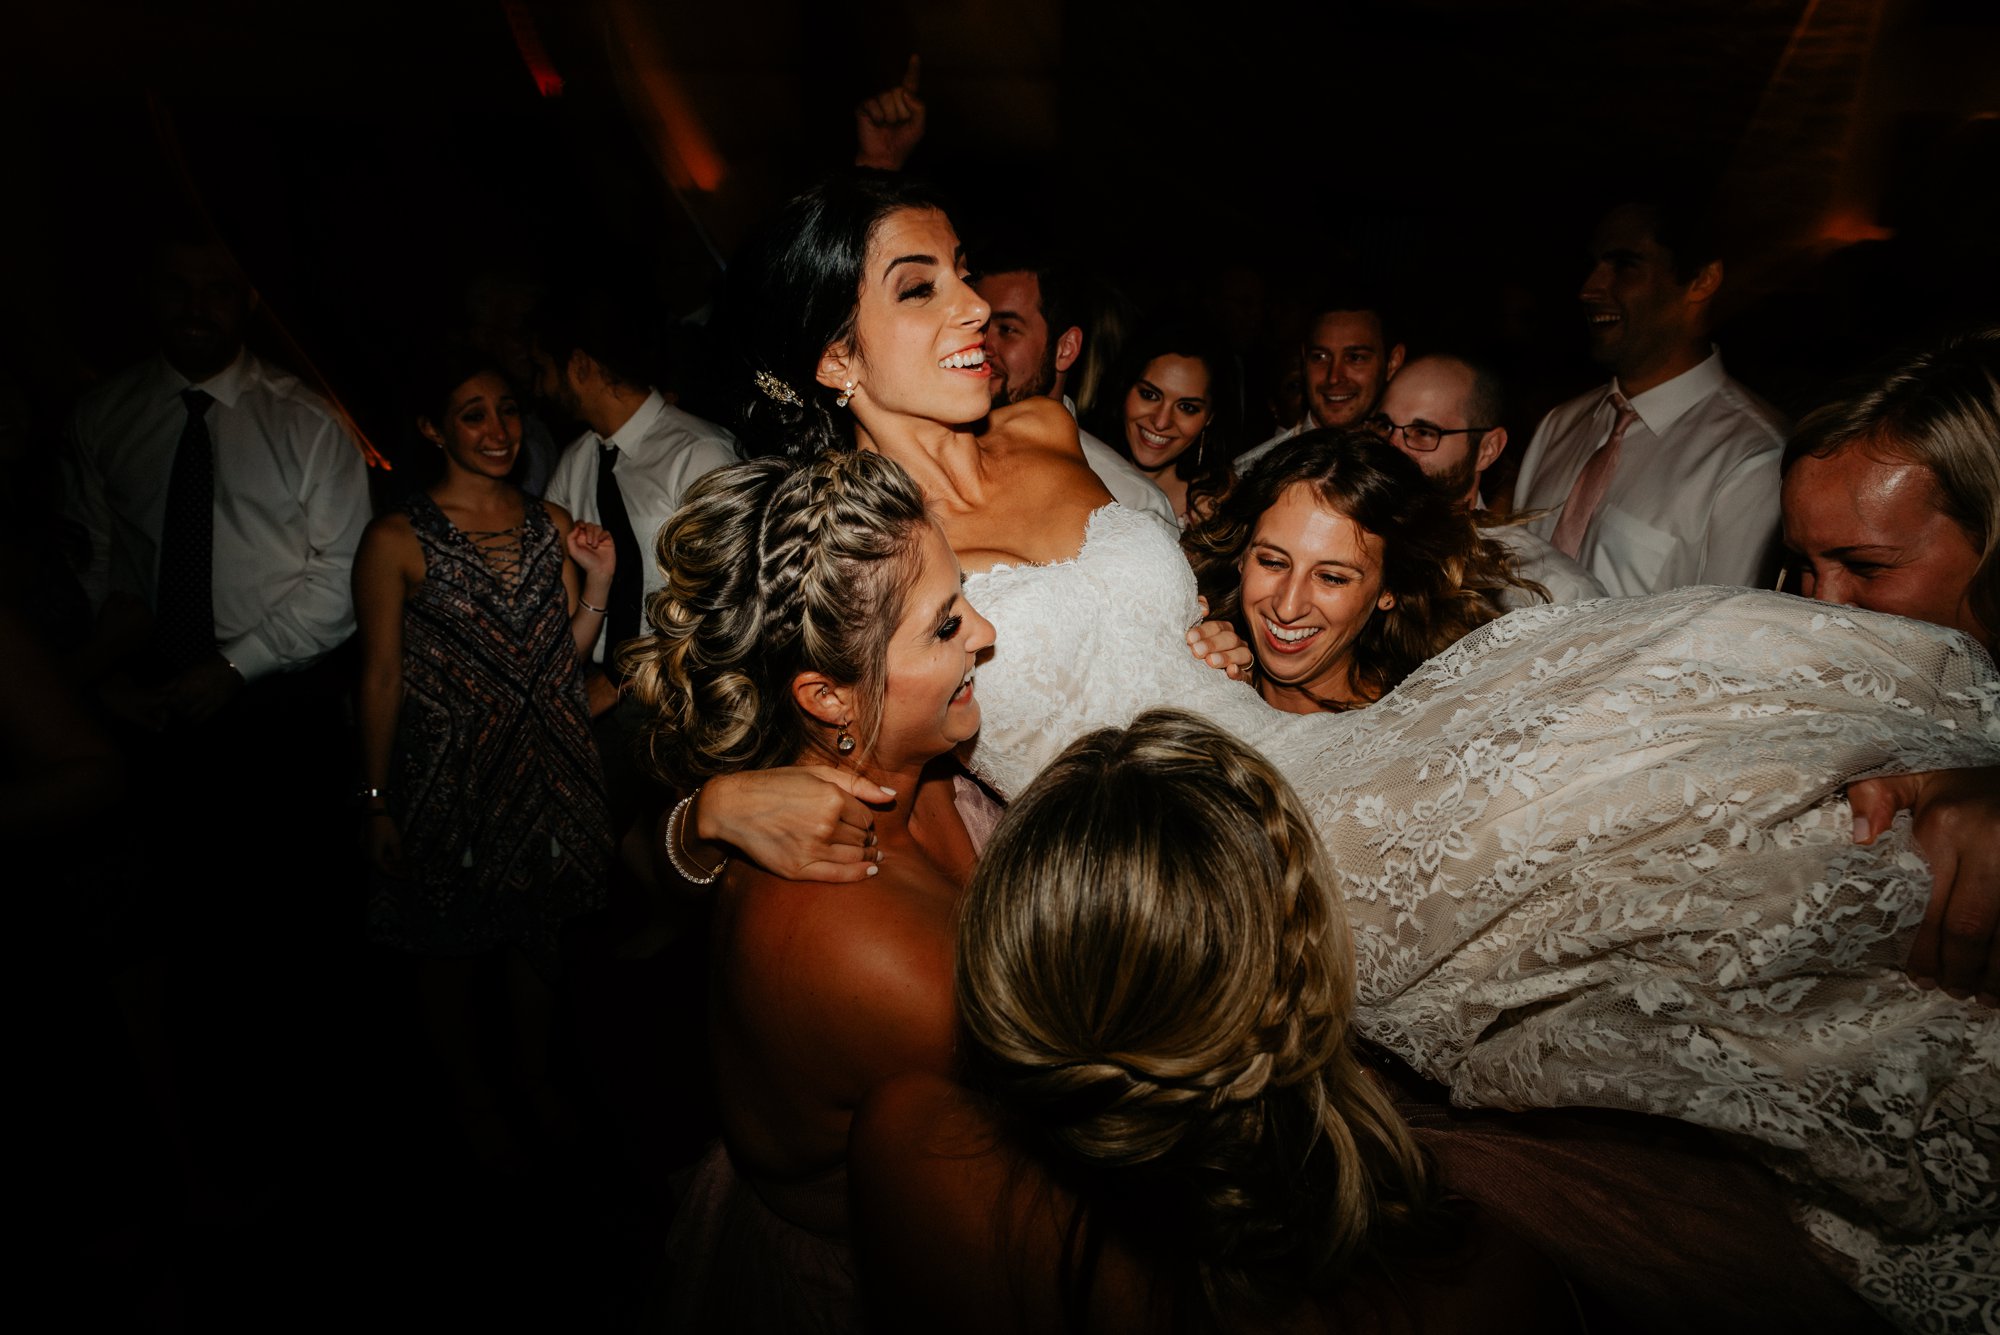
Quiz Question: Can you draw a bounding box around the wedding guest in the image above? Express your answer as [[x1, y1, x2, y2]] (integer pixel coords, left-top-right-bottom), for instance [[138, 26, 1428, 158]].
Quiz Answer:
[[970, 236, 1175, 524], [1370, 353, 1605, 606], [1185, 428, 1532, 712], [1236, 294, 1404, 470], [1511, 199, 1787, 597], [1781, 325, 1997, 653], [1093, 322, 1240, 526], [354, 350, 616, 1164]]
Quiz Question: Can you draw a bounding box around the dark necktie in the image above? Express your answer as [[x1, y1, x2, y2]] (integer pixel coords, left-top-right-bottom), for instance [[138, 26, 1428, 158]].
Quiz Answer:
[[155, 387, 217, 673], [595, 441, 644, 676]]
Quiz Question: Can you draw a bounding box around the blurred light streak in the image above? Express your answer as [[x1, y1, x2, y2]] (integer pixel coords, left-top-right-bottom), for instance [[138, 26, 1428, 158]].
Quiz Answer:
[[148, 95, 392, 470], [602, 0, 725, 193], [600, 0, 729, 270], [502, 1, 565, 98]]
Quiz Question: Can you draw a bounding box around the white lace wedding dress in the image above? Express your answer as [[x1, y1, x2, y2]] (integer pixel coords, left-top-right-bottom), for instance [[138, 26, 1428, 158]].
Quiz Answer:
[[962, 503, 1999, 1334]]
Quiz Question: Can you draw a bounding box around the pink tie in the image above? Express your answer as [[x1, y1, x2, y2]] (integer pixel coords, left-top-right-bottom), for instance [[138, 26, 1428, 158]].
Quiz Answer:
[[1550, 394, 1638, 559]]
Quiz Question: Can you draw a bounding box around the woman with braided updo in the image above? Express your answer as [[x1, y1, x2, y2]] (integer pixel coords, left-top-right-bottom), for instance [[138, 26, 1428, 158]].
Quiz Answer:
[[851, 710, 1577, 1333], [621, 449, 992, 1332]]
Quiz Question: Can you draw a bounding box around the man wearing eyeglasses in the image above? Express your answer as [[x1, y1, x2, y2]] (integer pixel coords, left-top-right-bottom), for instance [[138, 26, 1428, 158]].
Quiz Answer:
[[1371, 354, 1605, 607], [1510, 200, 1787, 598]]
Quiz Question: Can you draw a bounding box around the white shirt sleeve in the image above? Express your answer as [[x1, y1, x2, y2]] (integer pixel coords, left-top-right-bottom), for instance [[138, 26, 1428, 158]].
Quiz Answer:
[[221, 411, 371, 681]]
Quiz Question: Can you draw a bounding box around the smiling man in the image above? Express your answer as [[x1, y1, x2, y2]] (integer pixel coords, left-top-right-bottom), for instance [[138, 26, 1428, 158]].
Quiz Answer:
[[1237, 296, 1404, 472], [1512, 200, 1787, 597], [967, 241, 1173, 524]]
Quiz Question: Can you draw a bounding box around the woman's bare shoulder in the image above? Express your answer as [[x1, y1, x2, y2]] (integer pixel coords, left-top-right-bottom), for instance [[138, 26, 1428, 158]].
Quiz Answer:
[[987, 395, 1086, 459], [721, 859, 958, 1053]]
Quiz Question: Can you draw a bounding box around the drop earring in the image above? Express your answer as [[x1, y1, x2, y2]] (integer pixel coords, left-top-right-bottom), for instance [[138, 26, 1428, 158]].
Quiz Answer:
[[835, 727, 856, 755], [835, 380, 857, 410]]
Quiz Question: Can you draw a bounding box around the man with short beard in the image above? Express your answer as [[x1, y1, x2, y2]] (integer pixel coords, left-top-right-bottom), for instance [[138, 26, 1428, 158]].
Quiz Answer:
[[1236, 297, 1405, 472], [968, 247, 1174, 525], [1371, 354, 1604, 607]]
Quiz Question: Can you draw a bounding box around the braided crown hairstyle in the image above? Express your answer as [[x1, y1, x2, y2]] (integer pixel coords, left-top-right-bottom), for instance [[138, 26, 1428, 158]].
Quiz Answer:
[[956, 709, 1431, 1325], [1185, 428, 1532, 707], [621, 451, 933, 787], [716, 170, 952, 462]]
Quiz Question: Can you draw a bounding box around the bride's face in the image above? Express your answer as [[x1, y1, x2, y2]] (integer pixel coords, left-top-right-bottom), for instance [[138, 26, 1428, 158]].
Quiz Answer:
[[874, 522, 996, 766], [1239, 483, 1394, 711], [822, 208, 994, 428]]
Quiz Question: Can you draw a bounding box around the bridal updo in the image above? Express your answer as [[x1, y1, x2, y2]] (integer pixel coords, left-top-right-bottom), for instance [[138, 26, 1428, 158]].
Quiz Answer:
[[718, 171, 951, 463], [956, 709, 1431, 1322], [621, 451, 932, 786]]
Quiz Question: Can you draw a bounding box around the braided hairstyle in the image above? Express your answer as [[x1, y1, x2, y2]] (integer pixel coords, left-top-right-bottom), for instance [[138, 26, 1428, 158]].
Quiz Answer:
[[1185, 427, 1534, 707], [956, 709, 1431, 1327], [620, 451, 933, 786], [716, 170, 952, 462]]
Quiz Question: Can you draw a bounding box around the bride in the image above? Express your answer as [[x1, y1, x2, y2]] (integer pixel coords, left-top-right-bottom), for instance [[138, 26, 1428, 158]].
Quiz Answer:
[[688, 174, 1996, 1329]]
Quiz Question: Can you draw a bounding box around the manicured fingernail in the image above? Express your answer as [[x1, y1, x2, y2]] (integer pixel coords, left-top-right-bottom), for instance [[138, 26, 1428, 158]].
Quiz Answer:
[[865, 864, 879, 876], [1851, 815, 1872, 843], [879, 787, 897, 797]]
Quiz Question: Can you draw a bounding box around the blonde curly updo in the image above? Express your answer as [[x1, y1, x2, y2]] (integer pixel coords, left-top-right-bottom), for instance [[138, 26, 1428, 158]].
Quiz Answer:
[[956, 709, 1431, 1322], [620, 451, 932, 787]]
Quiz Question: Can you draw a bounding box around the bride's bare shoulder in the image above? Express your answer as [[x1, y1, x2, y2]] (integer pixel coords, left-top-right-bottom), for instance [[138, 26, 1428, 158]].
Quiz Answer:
[[986, 396, 1086, 460]]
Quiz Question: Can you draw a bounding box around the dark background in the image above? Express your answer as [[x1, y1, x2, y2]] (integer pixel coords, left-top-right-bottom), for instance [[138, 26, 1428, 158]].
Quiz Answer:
[[9, 0, 1998, 459]]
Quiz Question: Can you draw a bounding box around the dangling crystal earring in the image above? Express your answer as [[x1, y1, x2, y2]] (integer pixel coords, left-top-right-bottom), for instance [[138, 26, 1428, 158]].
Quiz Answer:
[[835, 380, 857, 410], [836, 728, 856, 755]]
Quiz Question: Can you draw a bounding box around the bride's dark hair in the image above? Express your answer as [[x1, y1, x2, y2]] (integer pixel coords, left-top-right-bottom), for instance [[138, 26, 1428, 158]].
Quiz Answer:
[[957, 709, 1432, 1329], [717, 170, 952, 462]]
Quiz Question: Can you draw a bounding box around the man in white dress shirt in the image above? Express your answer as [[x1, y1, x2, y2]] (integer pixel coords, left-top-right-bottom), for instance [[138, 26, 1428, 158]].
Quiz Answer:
[[1511, 201, 1787, 597], [532, 288, 737, 714], [1372, 354, 1605, 607], [1236, 297, 1405, 472], [66, 236, 370, 722], [966, 250, 1175, 526]]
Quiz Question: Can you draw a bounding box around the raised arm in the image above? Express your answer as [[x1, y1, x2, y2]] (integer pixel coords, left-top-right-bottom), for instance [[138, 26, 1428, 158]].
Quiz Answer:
[[547, 502, 615, 659]]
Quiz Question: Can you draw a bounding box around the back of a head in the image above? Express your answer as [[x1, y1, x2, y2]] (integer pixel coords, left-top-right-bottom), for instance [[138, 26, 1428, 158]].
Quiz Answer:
[[528, 283, 660, 391], [1785, 326, 2000, 637], [957, 709, 1427, 1319], [621, 450, 933, 788], [717, 172, 952, 462]]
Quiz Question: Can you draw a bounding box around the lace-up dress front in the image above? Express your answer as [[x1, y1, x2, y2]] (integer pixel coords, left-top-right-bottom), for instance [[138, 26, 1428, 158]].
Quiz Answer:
[[368, 494, 611, 972]]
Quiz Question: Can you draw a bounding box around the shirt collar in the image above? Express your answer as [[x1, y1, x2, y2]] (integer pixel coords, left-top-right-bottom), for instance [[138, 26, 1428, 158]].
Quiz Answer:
[[160, 348, 252, 409], [603, 389, 666, 455], [1614, 346, 1725, 436]]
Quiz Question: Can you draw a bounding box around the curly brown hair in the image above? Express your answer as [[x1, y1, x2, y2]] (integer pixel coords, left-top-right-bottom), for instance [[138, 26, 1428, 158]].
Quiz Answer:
[[1185, 428, 1542, 708]]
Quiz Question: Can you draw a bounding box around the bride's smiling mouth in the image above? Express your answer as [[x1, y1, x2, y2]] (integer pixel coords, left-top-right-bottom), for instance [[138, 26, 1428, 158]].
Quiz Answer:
[[939, 344, 989, 375]]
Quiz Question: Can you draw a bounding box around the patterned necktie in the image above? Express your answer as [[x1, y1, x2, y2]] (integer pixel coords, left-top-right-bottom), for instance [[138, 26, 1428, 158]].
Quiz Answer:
[[155, 387, 217, 673], [1550, 393, 1638, 560], [595, 441, 644, 676]]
